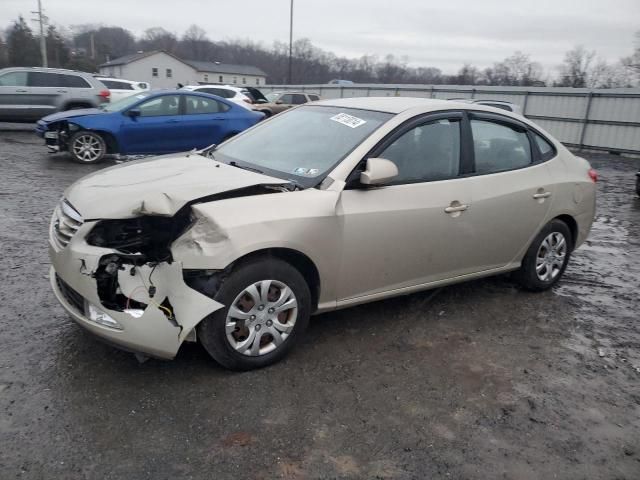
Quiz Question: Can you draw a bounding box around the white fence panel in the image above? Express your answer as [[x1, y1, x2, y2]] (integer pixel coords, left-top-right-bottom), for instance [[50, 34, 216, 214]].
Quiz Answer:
[[263, 84, 640, 153]]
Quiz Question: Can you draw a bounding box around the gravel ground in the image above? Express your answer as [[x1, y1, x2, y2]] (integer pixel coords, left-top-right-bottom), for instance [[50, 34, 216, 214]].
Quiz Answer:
[[0, 126, 639, 480]]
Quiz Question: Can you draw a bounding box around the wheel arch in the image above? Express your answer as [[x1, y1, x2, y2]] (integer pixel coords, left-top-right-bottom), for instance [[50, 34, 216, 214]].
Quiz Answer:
[[70, 127, 119, 154], [229, 248, 321, 311], [62, 101, 93, 110], [552, 214, 578, 250]]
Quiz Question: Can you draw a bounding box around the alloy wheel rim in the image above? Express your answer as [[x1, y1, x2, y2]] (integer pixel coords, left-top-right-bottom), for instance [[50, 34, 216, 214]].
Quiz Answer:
[[225, 280, 298, 356], [72, 135, 102, 162], [535, 232, 567, 282]]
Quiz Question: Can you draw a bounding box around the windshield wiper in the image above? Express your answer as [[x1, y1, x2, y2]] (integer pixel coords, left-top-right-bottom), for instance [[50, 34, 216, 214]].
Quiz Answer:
[[228, 161, 264, 174]]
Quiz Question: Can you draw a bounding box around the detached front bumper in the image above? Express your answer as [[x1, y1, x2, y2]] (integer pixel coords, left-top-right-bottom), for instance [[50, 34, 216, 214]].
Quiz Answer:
[[49, 223, 223, 359]]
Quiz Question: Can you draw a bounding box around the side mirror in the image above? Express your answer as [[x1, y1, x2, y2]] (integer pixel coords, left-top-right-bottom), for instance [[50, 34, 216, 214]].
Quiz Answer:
[[360, 158, 398, 186], [127, 108, 141, 118]]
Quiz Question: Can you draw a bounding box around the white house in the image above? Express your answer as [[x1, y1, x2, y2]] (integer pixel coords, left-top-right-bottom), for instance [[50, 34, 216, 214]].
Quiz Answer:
[[98, 50, 267, 89]]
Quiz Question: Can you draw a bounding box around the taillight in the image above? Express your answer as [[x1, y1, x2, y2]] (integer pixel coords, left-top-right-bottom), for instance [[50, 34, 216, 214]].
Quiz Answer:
[[98, 89, 111, 98], [588, 168, 598, 183]]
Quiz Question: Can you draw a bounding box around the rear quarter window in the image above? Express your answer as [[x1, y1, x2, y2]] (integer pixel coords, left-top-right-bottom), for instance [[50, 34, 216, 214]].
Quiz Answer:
[[533, 133, 556, 161]]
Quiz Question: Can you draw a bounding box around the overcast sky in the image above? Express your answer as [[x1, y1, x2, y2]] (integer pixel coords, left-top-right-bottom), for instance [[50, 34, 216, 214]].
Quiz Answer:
[[2, 0, 638, 74]]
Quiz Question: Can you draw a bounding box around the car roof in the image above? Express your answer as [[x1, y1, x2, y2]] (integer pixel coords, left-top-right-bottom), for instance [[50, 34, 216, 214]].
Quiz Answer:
[[0, 66, 92, 76], [313, 97, 529, 120], [96, 77, 137, 83], [314, 97, 463, 114], [184, 85, 241, 92]]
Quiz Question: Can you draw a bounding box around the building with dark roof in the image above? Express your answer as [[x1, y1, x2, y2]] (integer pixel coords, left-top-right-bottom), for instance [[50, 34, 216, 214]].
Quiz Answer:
[[98, 50, 267, 89]]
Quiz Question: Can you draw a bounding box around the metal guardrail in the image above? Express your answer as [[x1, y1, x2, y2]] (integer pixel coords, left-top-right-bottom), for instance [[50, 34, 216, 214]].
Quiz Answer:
[[262, 84, 640, 155]]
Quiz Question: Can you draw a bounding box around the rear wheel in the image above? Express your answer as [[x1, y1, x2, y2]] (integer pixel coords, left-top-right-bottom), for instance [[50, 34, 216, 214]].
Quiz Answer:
[[198, 258, 311, 370], [69, 131, 106, 164], [513, 219, 572, 291]]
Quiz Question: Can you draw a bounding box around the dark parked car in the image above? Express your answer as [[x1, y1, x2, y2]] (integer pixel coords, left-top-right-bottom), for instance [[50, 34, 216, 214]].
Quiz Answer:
[[0, 67, 110, 122], [35, 90, 264, 163]]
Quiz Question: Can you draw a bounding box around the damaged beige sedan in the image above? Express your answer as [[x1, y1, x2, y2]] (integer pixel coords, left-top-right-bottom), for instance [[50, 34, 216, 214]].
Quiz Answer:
[[50, 97, 596, 370]]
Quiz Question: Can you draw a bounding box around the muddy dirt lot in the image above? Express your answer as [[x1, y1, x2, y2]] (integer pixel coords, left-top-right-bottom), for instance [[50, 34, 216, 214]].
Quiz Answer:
[[0, 126, 639, 480]]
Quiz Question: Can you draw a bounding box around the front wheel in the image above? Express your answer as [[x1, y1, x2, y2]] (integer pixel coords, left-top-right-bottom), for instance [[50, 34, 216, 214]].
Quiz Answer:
[[198, 258, 311, 370], [69, 131, 106, 164], [513, 219, 573, 291]]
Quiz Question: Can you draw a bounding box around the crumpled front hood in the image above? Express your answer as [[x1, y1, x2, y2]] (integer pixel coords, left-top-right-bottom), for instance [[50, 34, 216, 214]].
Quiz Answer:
[[41, 108, 104, 123], [64, 153, 290, 220]]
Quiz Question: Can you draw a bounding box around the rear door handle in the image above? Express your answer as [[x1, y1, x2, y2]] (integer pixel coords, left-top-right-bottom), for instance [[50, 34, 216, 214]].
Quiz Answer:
[[166, 119, 180, 123], [532, 191, 551, 199], [16, 89, 28, 93], [57, 90, 68, 93], [444, 204, 469, 213]]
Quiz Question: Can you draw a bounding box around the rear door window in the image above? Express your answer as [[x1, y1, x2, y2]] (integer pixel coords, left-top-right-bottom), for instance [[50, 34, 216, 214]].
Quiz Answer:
[[28, 72, 59, 87], [0, 71, 28, 86], [185, 95, 229, 114], [471, 119, 532, 174], [291, 94, 307, 105]]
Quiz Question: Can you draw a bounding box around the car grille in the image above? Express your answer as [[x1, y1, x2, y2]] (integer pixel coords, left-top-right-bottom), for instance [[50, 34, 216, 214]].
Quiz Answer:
[[51, 199, 83, 249], [55, 274, 85, 314]]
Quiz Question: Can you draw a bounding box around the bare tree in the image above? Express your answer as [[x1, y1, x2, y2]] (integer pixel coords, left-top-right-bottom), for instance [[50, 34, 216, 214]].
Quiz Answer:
[[455, 63, 481, 85], [557, 46, 596, 87], [139, 27, 178, 53]]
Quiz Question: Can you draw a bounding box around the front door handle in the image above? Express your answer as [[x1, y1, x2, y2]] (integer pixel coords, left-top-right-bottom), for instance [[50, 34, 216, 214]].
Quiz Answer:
[[444, 203, 469, 214], [532, 191, 551, 199], [16, 89, 28, 93], [57, 90, 68, 93]]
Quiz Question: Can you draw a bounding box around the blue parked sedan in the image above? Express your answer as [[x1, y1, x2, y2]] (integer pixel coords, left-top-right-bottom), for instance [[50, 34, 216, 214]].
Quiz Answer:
[[35, 90, 264, 163]]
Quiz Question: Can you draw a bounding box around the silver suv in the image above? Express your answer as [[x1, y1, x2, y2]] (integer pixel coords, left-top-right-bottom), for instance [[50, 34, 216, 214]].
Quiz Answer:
[[0, 67, 110, 122]]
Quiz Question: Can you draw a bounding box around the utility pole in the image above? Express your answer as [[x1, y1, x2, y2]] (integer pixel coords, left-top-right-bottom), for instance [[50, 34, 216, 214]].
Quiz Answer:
[[288, 0, 293, 84], [31, 0, 48, 67]]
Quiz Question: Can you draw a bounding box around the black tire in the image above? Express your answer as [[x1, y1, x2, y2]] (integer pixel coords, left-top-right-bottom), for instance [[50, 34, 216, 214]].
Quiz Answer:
[[198, 257, 311, 370], [260, 110, 272, 118], [68, 131, 106, 164], [636, 174, 640, 197], [513, 219, 573, 292]]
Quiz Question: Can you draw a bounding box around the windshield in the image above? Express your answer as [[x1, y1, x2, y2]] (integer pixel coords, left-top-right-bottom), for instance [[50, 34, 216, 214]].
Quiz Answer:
[[266, 92, 280, 102], [214, 105, 392, 187], [101, 92, 152, 112]]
